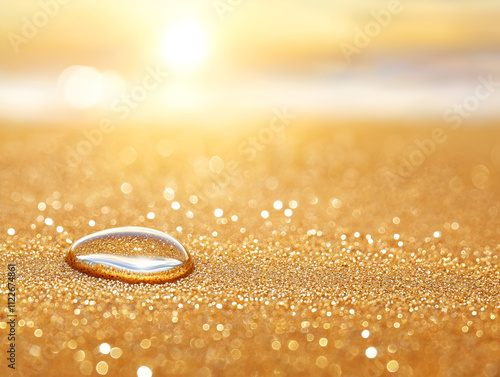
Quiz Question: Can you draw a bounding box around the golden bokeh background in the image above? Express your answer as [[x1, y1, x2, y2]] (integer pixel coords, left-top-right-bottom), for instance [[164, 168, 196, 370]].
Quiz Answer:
[[1, 2, 500, 377]]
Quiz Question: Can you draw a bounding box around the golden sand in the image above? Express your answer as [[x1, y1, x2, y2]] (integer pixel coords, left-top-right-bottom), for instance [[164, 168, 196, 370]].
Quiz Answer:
[[1, 123, 499, 376]]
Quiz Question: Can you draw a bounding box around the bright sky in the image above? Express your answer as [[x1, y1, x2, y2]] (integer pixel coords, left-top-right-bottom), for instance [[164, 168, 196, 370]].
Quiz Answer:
[[1, 0, 500, 124]]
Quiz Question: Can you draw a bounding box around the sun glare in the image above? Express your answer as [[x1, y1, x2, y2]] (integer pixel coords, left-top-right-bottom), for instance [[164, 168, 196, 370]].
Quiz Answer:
[[160, 20, 209, 73], [58, 65, 104, 109]]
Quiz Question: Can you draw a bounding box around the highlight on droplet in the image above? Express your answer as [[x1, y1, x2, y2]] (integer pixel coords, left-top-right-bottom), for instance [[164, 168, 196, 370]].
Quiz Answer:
[[65, 226, 193, 284]]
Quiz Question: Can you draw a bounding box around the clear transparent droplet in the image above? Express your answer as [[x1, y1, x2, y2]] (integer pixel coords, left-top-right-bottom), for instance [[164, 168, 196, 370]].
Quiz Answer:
[[66, 227, 193, 284]]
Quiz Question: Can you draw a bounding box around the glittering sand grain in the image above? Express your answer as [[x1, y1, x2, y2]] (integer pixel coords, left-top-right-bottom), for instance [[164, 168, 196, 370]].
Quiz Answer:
[[1, 123, 499, 376]]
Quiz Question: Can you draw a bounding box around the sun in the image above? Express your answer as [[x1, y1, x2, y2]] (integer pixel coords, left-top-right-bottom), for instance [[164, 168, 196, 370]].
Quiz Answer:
[[160, 19, 209, 74]]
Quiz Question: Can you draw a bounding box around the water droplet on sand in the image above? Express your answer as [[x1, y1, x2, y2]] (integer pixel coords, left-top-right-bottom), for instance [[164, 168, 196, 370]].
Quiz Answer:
[[66, 227, 193, 284]]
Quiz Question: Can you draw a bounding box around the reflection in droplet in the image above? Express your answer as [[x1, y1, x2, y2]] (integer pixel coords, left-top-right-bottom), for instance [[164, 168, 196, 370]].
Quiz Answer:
[[66, 227, 193, 284]]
